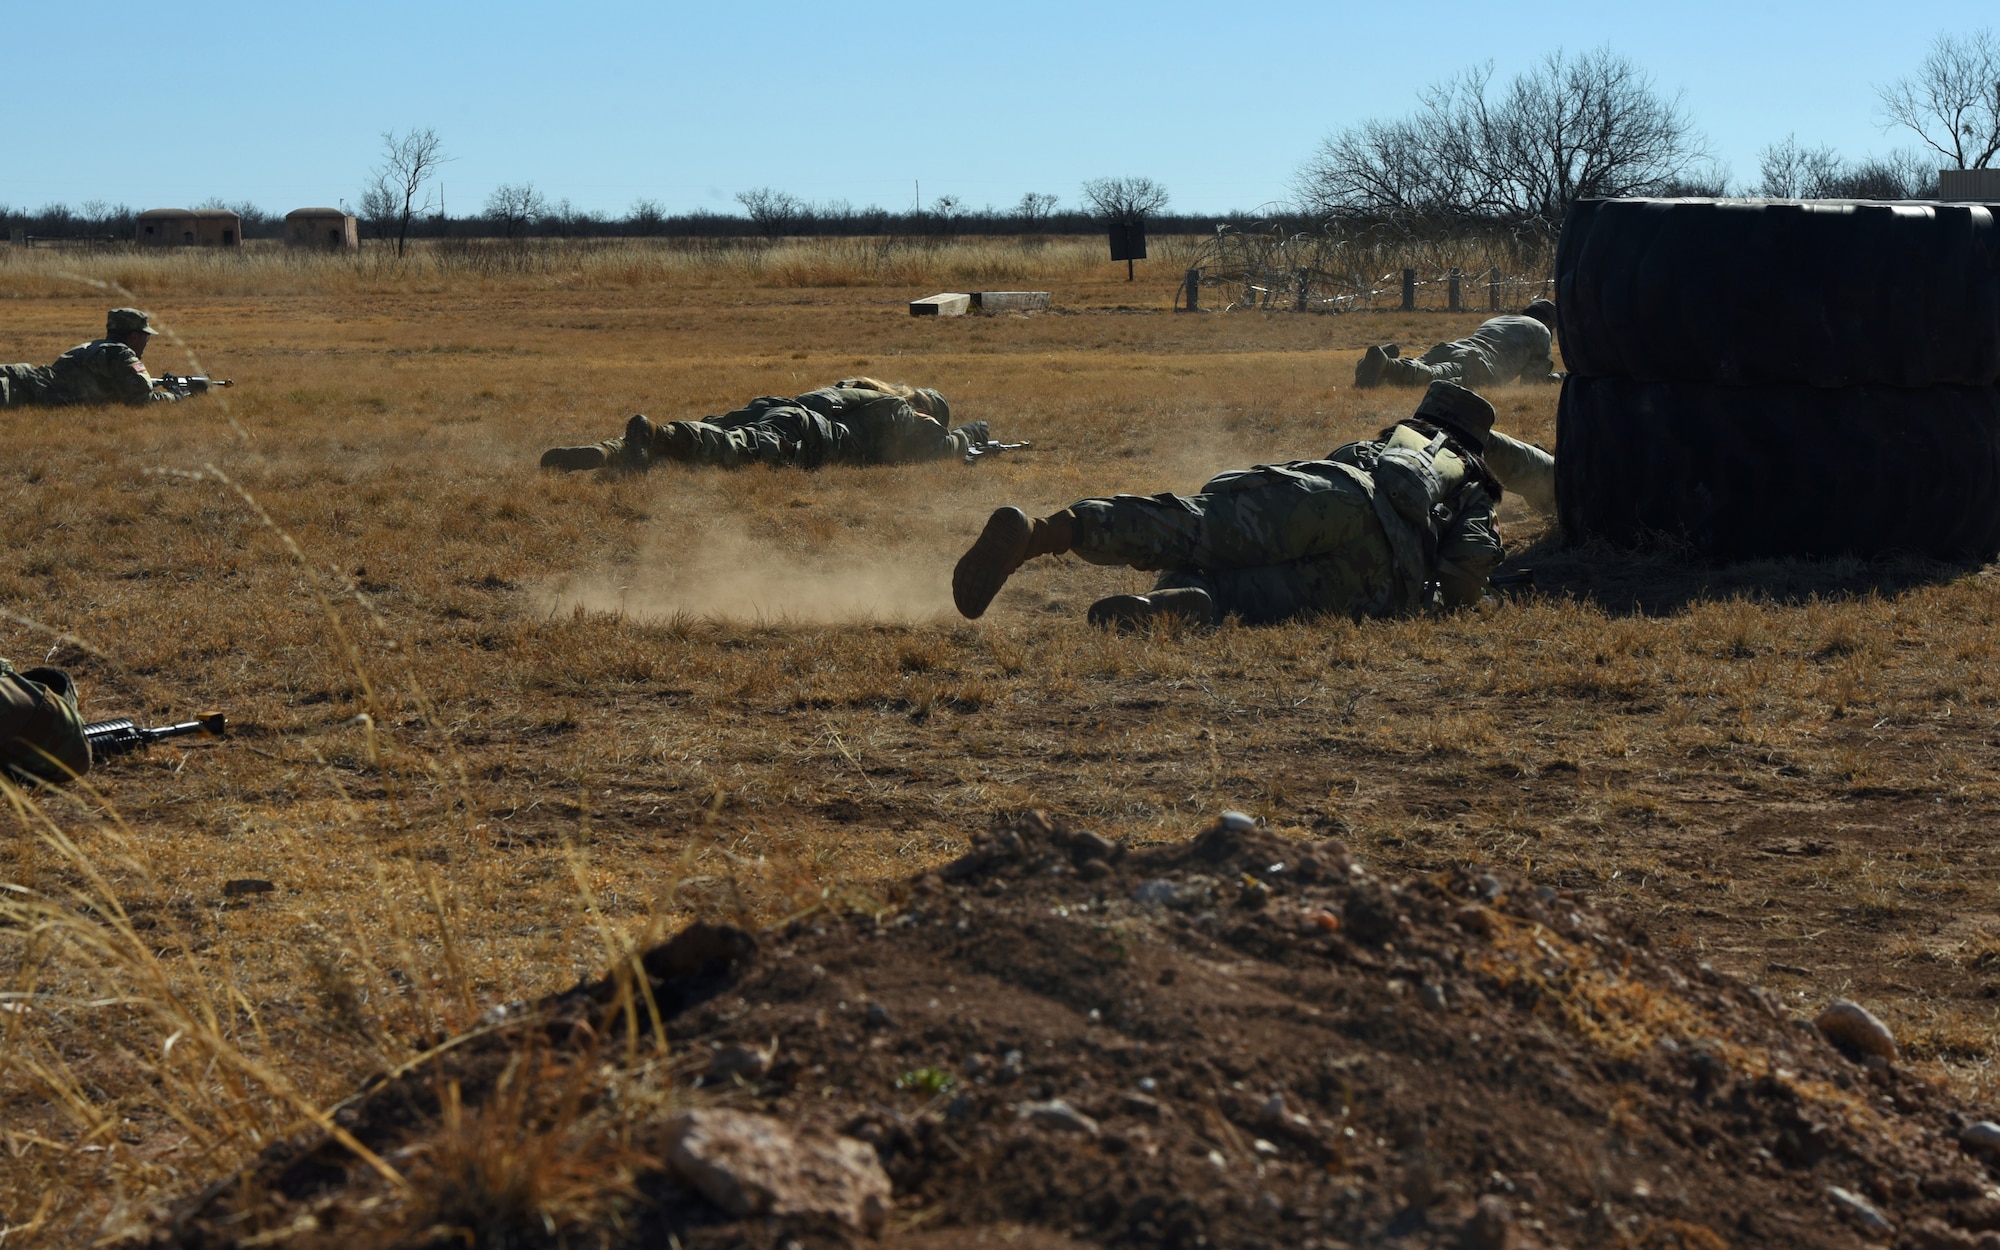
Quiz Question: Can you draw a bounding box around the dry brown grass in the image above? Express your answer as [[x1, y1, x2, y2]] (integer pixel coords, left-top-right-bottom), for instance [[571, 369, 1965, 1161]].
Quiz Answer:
[[4, 238, 2000, 1242]]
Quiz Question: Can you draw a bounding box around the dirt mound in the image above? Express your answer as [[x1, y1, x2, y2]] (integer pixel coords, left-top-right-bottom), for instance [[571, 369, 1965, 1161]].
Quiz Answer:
[[148, 812, 2000, 1249]]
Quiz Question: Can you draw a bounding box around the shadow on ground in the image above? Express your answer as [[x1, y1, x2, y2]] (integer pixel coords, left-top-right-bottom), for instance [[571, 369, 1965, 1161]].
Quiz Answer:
[[1506, 535, 1993, 615]]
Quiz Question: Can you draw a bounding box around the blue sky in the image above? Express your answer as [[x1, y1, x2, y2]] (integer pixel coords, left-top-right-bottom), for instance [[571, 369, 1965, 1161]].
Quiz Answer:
[[7, 1, 1991, 217]]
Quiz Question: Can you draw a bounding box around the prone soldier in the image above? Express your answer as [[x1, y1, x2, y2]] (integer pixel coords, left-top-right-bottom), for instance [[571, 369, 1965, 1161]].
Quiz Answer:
[[1355, 299, 1561, 390], [1, 309, 189, 408], [952, 381, 1555, 629], [540, 378, 1000, 472]]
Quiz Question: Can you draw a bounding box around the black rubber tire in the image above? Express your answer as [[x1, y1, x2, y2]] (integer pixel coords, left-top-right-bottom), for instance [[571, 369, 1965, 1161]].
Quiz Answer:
[[1555, 375, 2000, 559], [1555, 198, 2000, 388]]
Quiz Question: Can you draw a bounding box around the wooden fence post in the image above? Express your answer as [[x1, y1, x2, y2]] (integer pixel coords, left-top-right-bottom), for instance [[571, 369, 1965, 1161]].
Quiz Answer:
[[1294, 268, 1309, 312], [1488, 265, 1501, 312], [1401, 268, 1416, 311], [1447, 266, 1462, 312], [1183, 268, 1201, 312]]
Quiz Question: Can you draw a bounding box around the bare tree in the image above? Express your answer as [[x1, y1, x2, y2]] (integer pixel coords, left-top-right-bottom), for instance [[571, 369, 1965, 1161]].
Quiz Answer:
[[735, 187, 803, 239], [1878, 29, 2000, 170], [1015, 191, 1061, 225], [1294, 48, 1704, 231], [485, 182, 546, 238], [1759, 135, 1848, 197], [1758, 136, 1936, 199], [629, 198, 664, 236], [1080, 176, 1170, 225], [366, 128, 450, 257]]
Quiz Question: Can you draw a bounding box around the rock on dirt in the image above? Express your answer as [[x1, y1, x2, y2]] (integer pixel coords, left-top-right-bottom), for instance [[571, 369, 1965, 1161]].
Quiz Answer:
[[663, 1108, 890, 1231], [1816, 997, 1900, 1061]]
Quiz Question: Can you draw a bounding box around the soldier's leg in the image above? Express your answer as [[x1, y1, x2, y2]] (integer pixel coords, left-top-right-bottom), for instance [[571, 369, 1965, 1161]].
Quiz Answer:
[[1087, 584, 1219, 630], [951, 506, 1077, 619], [1481, 428, 1556, 514]]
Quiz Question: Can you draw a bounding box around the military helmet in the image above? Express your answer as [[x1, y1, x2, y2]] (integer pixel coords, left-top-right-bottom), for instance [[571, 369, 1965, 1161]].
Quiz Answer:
[[1410, 381, 1495, 452], [106, 308, 157, 337], [1521, 298, 1557, 330], [913, 388, 950, 423]]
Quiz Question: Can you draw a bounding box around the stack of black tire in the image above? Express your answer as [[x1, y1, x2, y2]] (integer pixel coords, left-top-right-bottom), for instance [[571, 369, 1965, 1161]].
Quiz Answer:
[[1554, 198, 2000, 559]]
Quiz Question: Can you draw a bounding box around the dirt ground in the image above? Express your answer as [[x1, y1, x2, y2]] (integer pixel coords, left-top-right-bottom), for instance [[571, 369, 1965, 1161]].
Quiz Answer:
[[5, 246, 2000, 1243], [153, 813, 2000, 1249]]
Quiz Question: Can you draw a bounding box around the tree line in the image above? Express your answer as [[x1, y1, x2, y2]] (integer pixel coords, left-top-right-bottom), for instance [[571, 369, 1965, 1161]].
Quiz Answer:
[[11, 30, 1996, 246]]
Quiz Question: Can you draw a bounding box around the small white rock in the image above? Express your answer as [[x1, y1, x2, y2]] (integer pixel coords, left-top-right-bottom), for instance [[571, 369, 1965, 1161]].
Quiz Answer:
[[1815, 999, 1899, 1061], [1017, 1098, 1100, 1137], [1826, 1184, 1891, 1232], [1961, 1121, 2000, 1157]]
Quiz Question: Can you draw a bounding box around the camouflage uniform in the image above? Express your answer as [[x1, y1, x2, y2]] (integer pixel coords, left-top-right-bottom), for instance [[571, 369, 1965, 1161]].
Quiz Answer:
[[1378, 315, 1559, 389], [0, 658, 91, 782], [592, 382, 977, 469], [1065, 422, 1504, 624], [0, 308, 176, 408]]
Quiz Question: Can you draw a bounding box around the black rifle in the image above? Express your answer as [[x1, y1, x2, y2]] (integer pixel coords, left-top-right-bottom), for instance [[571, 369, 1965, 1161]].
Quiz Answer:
[[152, 373, 233, 398], [85, 713, 227, 759]]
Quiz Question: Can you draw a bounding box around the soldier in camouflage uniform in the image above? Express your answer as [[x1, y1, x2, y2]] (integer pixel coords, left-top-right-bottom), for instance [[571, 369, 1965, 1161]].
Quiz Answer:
[[1354, 299, 1561, 390], [539, 379, 994, 472], [0, 309, 181, 408], [953, 382, 1543, 628], [0, 658, 91, 783]]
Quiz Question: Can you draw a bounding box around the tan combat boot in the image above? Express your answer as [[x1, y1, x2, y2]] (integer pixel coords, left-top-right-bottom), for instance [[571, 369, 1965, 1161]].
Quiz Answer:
[[1086, 586, 1217, 630], [1353, 344, 1400, 388], [952, 507, 1074, 619]]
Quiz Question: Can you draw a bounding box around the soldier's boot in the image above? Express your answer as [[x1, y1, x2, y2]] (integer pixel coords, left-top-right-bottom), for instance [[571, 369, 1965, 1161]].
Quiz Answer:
[[1354, 344, 1393, 389], [606, 414, 658, 472], [1087, 587, 1218, 631], [540, 444, 609, 472], [952, 506, 1074, 619]]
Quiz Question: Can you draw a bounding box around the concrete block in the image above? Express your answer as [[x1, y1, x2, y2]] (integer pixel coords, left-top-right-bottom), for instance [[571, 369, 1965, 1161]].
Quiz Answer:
[[910, 293, 971, 317], [972, 291, 1051, 313]]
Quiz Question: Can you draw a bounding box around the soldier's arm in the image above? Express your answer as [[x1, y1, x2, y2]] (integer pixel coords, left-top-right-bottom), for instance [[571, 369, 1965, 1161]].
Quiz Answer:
[[1436, 489, 1504, 606], [107, 345, 175, 404]]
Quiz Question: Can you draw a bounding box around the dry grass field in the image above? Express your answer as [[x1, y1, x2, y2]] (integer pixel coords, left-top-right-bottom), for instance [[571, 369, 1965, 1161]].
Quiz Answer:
[[4, 237, 2000, 1243]]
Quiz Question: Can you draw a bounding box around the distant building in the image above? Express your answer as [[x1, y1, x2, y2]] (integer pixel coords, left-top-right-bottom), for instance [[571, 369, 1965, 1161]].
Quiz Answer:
[[136, 208, 242, 248], [284, 207, 359, 249], [1939, 169, 2000, 200]]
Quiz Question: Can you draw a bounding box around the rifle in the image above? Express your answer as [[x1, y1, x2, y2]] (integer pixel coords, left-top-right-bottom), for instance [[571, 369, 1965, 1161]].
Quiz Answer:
[[963, 439, 1033, 464], [153, 373, 234, 398], [85, 712, 227, 759]]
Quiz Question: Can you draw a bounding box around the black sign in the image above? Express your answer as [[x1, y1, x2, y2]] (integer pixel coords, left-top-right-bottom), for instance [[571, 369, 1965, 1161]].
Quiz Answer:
[[1108, 221, 1148, 262]]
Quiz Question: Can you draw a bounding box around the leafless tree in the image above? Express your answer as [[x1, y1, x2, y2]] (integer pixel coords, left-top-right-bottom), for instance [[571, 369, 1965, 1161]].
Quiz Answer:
[[1293, 48, 1704, 232], [1758, 136, 1937, 199], [1015, 191, 1061, 225], [1878, 29, 2000, 170], [365, 128, 450, 257], [736, 187, 803, 239], [628, 198, 665, 236], [1080, 176, 1169, 225], [1759, 135, 1848, 197], [485, 182, 546, 238]]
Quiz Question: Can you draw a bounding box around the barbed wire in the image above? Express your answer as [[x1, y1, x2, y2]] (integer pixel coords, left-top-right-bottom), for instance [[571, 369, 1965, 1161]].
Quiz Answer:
[[1175, 217, 1557, 313]]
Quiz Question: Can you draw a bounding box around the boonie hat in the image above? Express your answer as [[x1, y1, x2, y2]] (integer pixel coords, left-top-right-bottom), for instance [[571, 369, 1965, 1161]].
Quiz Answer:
[[1411, 380, 1495, 452], [107, 308, 157, 336]]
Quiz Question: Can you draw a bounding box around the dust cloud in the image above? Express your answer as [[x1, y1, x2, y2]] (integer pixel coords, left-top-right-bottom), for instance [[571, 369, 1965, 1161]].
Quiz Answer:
[[538, 522, 957, 624]]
